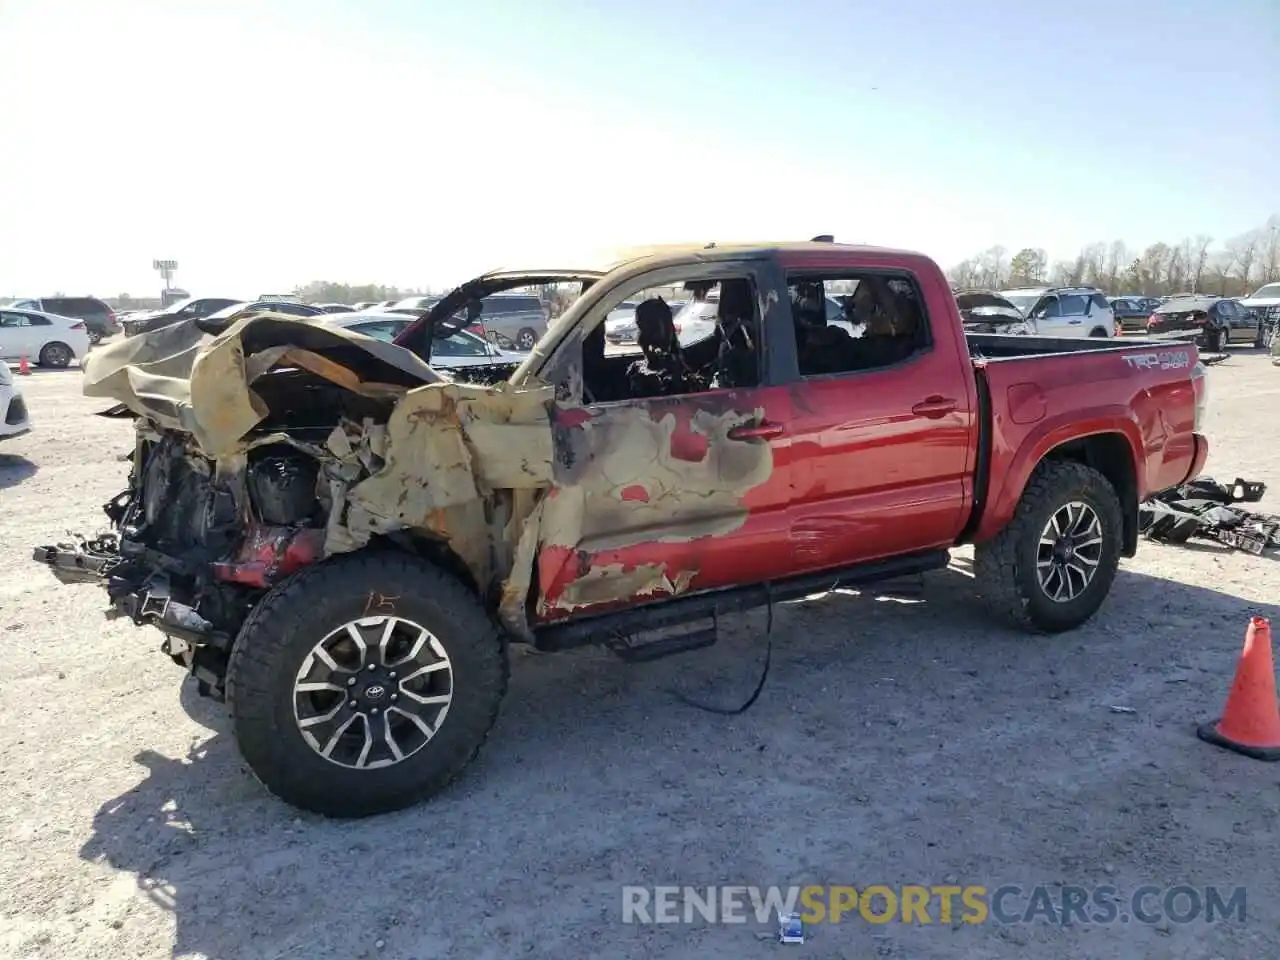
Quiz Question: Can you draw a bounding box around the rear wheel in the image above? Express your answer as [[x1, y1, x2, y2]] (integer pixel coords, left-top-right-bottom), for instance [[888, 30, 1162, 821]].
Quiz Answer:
[[86, 329, 103, 345], [515, 328, 538, 350], [226, 551, 509, 817], [38, 341, 73, 368], [975, 460, 1123, 633]]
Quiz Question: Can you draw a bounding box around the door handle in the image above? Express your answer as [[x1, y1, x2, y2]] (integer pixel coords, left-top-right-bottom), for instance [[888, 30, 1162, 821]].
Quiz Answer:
[[911, 396, 958, 418], [728, 420, 784, 441]]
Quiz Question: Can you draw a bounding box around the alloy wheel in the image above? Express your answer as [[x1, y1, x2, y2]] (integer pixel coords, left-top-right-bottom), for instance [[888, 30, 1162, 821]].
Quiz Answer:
[[292, 615, 454, 769], [1036, 501, 1104, 603]]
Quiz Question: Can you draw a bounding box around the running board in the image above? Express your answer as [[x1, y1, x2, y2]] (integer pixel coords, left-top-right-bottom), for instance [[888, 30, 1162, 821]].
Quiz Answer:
[[607, 624, 719, 663], [533, 549, 949, 652]]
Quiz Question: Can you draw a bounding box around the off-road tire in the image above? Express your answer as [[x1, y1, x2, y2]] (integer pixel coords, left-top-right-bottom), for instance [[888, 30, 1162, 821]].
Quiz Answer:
[[974, 460, 1123, 633], [38, 342, 73, 368], [226, 551, 508, 817]]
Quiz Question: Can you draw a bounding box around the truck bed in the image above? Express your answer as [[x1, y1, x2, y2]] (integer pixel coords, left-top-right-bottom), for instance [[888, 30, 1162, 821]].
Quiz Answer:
[[965, 333, 1170, 360]]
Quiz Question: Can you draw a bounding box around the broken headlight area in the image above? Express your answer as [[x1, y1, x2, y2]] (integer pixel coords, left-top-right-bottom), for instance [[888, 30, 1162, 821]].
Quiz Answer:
[[1139, 477, 1278, 556]]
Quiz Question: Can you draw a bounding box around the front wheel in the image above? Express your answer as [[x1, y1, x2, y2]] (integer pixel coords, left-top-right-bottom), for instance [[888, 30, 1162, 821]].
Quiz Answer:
[[975, 460, 1123, 633], [226, 551, 509, 817], [515, 327, 538, 351]]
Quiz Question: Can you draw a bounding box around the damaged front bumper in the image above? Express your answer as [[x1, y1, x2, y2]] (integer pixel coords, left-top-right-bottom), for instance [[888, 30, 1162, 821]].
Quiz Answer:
[[33, 523, 327, 698]]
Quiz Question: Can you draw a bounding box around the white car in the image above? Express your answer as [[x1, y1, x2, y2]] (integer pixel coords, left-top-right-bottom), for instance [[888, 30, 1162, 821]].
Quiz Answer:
[[0, 306, 91, 367], [322, 312, 528, 369], [1238, 282, 1280, 350], [0, 361, 31, 440], [999, 286, 1117, 338]]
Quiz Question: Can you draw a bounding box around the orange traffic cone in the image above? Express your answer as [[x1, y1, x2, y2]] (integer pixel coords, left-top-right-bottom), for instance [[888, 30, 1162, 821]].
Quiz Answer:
[[1197, 617, 1280, 761], [17, 355, 30, 376]]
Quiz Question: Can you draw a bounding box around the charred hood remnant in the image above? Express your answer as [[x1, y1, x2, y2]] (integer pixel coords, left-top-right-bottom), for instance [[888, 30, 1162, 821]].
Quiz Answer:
[[56, 311, 774, 645], [1139, 477, 1278, 556], [954, 290, 1032, 335]]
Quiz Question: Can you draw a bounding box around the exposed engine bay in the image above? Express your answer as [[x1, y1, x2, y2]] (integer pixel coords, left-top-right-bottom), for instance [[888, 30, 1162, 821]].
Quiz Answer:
[[34, 313, 559, 698]]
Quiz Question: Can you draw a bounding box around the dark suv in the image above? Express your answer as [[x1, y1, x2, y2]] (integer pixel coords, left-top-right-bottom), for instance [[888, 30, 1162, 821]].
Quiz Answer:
[[8, 296, 118, 344]]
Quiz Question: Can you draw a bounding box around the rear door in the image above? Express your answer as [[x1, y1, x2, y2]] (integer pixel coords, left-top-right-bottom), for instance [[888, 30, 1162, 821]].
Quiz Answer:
[[779, 254, 977, 569], [533, 260, 797, 622], [1054, 293, 1091, 337]]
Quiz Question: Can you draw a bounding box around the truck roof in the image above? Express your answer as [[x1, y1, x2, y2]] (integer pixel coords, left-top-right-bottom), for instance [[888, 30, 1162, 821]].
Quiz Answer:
[[603, 240, 925, 271], [495, 241, 929, 279]]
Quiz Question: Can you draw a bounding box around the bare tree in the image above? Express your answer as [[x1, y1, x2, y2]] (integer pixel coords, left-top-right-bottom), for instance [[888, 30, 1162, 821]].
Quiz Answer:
[[976, 245, 1008, 289], [1077, 243, 1106, 287], [1137, 243, 1170, 292], [1166, 243, 1187, 293], [1207, 251, 1236, 295], [1103, 241, 1129, 292], [1259, 215, 1280, 285], [1191, 235, 1213, 293], [1225, 231, 1260, 291], [946, 258, 980, 289], [946, 214, 1279, 297]]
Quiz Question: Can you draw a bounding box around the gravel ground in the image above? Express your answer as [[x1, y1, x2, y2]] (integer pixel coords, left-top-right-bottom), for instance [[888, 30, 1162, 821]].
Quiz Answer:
[[1, 348, 1278, 960]]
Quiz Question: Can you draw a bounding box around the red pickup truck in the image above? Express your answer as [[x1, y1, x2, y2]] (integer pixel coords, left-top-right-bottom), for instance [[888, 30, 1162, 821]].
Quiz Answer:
[[36, 240, 1209, 817]]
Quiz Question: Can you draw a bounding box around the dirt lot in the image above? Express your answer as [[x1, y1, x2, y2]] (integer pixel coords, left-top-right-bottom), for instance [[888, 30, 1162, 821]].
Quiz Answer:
[[1, 350, 1278, 960]]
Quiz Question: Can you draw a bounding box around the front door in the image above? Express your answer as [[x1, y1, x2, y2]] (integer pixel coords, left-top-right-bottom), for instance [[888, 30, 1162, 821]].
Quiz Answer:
[[532, 267, 796, 623]]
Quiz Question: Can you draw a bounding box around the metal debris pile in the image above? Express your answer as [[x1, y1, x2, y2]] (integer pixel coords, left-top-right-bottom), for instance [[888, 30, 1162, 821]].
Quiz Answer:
[[1139, 477, 1279, 556]]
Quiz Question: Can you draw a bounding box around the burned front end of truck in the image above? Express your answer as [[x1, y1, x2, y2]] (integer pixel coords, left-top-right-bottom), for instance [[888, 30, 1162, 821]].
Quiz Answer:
[[33, 318, 444, 700]]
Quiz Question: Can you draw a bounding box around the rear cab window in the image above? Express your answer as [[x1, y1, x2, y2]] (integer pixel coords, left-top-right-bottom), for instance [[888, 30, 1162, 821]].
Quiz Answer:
[[784, 271, 933, 378]]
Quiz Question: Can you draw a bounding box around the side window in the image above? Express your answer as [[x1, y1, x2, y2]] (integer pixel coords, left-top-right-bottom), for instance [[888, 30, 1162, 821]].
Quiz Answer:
[[1034, 296, 1062, 319], [350, 322, 397, 341], [1059, 294, 1088, 317], [10, 300, 37, 310], [787, 273, 931, 378], [1091, 293, 1110, 312], [577, 274, 764, 405], [436, 333, 490, 357], [28, 314, 51, 326], [0, 311, 30, 327]]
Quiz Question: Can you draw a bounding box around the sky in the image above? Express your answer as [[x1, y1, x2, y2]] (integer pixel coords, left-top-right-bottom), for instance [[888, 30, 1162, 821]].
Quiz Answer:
[[0, 0, 1276, 298]]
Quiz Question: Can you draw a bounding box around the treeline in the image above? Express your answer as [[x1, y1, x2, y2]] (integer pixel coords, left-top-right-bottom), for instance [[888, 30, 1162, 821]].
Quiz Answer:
[[289, 280, 431, 304], [947, 214, 1280, 297]]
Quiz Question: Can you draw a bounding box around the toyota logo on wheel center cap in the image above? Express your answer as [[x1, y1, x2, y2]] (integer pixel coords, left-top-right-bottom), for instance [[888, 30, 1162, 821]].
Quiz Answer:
[[365, 684, 387, 701]]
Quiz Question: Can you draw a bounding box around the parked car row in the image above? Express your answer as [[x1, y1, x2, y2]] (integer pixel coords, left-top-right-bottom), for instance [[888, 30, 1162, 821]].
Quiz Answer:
[[5, 296, 118, 344], [384, 292, 549, 351], [0, 306, 91, 367]]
